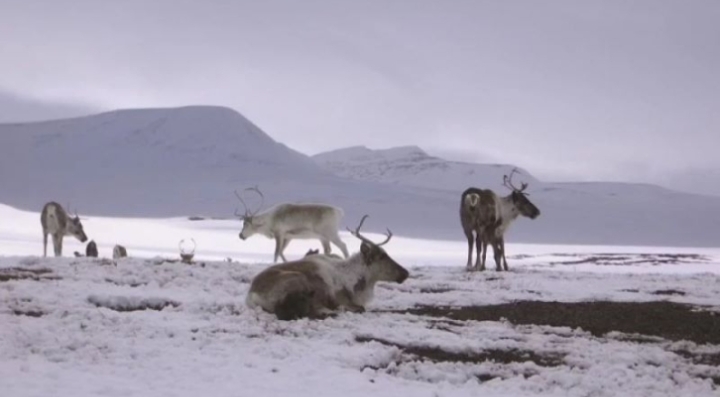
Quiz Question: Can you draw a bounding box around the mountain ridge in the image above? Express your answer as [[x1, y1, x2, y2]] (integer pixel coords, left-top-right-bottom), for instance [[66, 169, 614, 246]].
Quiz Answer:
[[1, 106, 719, 247]]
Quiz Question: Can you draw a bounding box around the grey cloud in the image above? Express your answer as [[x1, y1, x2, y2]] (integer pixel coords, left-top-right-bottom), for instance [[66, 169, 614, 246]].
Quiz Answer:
[[0, 0, 718, 193], [0, 89, 102, 123]]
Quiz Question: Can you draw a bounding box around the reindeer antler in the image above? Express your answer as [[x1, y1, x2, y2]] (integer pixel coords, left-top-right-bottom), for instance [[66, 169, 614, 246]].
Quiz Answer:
[[234, 190, 250, 219], [347, 214, 393, 247], [233, 185, 265, 219], [66, 202, 79, 219], [179, 238, 196, 255], [244, 185, 265, 216], [503, 168, 529, 193]]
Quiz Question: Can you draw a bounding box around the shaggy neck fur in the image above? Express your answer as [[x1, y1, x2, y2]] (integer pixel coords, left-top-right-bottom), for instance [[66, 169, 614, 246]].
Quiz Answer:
[[325, 253, 377, 306], [496, 194, 521, 234], [248, 211, 273, 237]]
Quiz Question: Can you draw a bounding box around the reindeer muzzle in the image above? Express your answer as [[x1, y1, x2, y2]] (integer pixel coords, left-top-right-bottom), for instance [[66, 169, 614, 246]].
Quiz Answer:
[[238, 233, 246, 240], [396, 267, 410, 283]]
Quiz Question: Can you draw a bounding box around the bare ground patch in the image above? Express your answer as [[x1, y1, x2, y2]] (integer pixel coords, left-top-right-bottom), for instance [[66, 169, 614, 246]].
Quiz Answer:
[[0, 267, 59, 282], [547, 253, 710, 266], [395, 300, 720, 345], [356, 335, 565, 367], [355, 335, 565, 382], [12, 309, 45, 317], [87, 295, 180, 312]]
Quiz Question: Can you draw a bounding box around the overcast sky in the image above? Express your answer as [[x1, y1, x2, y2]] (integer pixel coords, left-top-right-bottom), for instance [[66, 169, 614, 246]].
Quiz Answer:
[[1, 0, 719, 195]]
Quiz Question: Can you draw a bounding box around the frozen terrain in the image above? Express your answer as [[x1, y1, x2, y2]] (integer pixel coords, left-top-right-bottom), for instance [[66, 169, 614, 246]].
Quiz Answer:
[[2, 106, 720, 247], [1, 203, 720, 397]]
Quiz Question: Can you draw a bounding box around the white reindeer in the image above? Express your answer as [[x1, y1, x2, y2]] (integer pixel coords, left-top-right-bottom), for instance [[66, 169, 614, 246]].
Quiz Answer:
[[245, 214, 410, 320], [234, 186, 349, 262], [41, 201, 88, 257]]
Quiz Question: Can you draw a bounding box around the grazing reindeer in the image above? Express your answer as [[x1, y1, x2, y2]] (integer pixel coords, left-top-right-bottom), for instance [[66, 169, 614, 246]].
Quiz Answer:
[[41, 201, 88, 257], [460, 169, 541, 271], [245, 215, 409, 320], [234, 186, 349, 263]]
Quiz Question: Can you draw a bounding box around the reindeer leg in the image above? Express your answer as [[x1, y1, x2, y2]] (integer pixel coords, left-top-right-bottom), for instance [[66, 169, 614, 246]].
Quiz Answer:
[[43, 232, 48, 257], [493, 239, 503, 271], [52, 234, 62, 257], [474, 231, 483, 271], [329, 234, 349, 258], [277, 236, 289, 263], [465, 230, 474, 270], [335, 289, 365, 313], [480, 234, 489, 272], [273, 236, 282, 263], [500, 237, 509, 271], [321, 239, 331, 255], [280, 238, 292, 262]]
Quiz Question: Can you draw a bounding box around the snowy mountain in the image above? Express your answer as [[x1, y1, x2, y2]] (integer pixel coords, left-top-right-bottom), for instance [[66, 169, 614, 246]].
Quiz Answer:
[[1, 107, 719, 247], [313, 146, 720, 247], [313, 145, 537, 192], [0, 106, 454, 240]]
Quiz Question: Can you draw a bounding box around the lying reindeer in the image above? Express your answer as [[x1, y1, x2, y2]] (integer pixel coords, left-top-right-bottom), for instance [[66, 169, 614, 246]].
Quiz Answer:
[[41, 201, 88, 257], [460, 168, 541, 271], [246, 215, 409, 320], [234, 186, 349, 262]]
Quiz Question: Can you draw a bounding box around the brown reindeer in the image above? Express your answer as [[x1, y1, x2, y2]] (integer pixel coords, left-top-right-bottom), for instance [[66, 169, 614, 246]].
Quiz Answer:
[[460, 169, 541, 271], [245, 215, 409, 320]]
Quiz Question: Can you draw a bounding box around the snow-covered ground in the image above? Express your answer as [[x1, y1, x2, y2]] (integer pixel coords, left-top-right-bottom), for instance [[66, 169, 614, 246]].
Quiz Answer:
[[1, 203, 720, 396]]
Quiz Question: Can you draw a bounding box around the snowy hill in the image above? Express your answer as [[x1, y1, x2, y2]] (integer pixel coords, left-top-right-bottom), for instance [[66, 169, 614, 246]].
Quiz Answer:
[[1, 108, 720, 247], [313, 146, 720, 247], [0, 105, 340, 215], [0, 107, 453, 240], [313, 145, 537, 192]]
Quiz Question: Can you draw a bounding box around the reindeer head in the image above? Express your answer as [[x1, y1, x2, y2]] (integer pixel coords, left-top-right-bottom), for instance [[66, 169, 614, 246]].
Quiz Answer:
[[347, 215, 409, 284], [66, 206, 88, 243], [234, 186, 265, 240], [502, 168, 540, 219]]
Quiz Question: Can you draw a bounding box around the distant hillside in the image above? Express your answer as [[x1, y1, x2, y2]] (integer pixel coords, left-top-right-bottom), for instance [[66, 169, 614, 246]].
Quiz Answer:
[[0, 105, 330, 215], [0, 106, 455, 240], [313, 145, 537, 192], [1, 108, 719, 247], [313, 145, 720, 247]]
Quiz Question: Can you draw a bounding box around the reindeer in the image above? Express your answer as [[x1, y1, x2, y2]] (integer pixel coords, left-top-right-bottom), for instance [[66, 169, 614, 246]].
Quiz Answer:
[[41, 201, 88, 257], [245, 215, 409, 320], [460, 169, 540, 271], [234, 186, 349, 263]]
